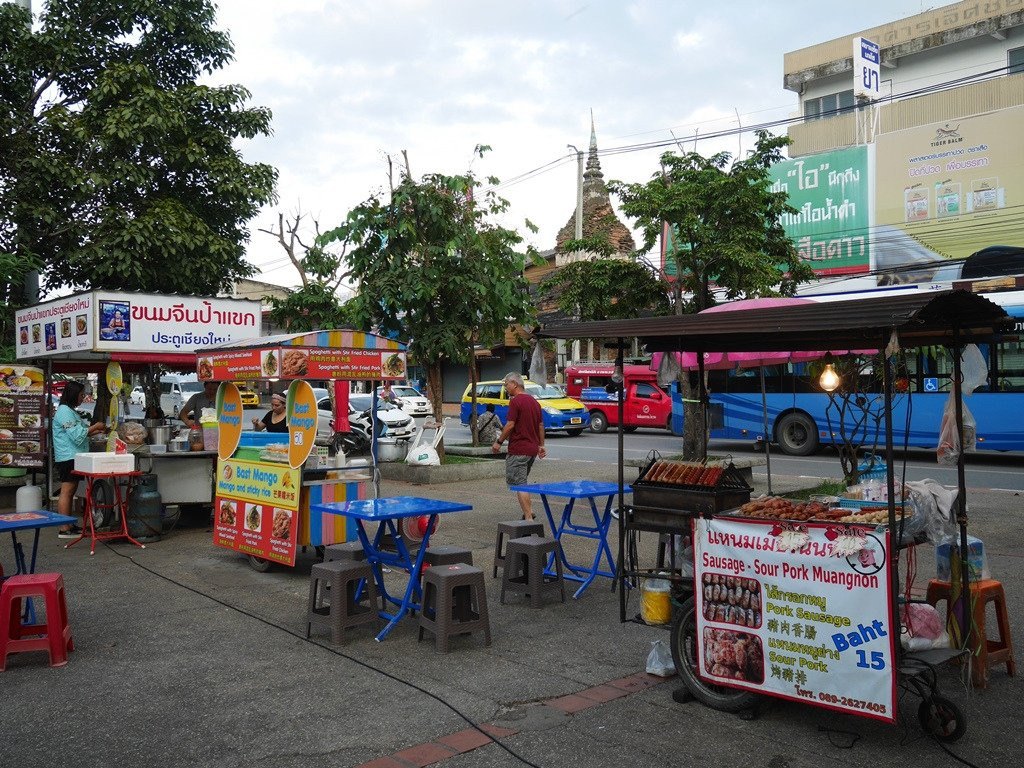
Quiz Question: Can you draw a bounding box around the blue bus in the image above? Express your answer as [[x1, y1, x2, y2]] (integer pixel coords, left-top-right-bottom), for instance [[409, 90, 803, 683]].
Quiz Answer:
[[695, 284, 1024, 455]]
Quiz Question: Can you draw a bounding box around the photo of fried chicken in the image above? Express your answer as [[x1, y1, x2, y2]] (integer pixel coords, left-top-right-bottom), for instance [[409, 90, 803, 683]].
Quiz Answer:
[[281, 349, 308, 377], [271, 509, 292, 540]]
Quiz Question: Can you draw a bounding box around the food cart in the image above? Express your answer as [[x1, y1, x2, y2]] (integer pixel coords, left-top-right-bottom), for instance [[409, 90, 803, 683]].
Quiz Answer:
[[538, 289, 1012, 741], [193, 329, 408, 571], [14, 290, 263, 510]]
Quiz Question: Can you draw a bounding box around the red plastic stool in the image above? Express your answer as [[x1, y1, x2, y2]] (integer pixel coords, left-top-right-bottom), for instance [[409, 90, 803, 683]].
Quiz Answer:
[[926, 578, 1016, 688], [0, 573, 74, 671]]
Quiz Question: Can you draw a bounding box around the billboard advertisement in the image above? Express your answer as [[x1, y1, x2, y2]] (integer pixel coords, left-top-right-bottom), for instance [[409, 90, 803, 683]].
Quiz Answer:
[[14, 293, 94, 359], [768, 146, 871, 276], [874, 107, 1024, 271]]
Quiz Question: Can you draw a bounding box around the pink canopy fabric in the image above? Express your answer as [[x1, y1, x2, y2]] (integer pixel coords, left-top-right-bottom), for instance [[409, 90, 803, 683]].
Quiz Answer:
[[650, 297, 875, 372]]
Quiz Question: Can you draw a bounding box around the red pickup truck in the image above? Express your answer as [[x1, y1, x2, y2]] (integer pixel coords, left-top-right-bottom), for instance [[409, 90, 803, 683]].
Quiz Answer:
[[565, 364, 673, 433]]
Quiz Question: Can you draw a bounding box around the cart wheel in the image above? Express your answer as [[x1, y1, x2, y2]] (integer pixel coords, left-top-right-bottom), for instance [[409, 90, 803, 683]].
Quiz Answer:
[[89, 478, 114, 529], [670, 597, 759, 713], [918, 695, 966, 743], [247, 555, 273, 573]]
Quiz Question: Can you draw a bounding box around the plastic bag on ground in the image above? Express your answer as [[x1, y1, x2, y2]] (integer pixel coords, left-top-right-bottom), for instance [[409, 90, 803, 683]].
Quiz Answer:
[[645, 639, 676, 677]]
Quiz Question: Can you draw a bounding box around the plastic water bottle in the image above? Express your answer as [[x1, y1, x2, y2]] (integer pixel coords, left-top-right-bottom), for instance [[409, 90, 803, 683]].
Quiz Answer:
[[16, 480, 43, 512]]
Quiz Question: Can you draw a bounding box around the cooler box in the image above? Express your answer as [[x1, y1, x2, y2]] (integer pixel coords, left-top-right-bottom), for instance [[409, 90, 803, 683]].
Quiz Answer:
[[74, 452, 136, 474]]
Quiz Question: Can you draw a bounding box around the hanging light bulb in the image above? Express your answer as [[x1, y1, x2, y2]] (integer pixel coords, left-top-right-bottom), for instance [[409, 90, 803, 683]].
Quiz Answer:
[[819, 361, 841, 393]]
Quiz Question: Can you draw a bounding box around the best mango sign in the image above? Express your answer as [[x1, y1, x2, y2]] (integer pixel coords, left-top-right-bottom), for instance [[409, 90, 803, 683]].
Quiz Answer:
[[287, 380, 317, 469], [216, 459, 299, 511], [217, 383, 243, 460]]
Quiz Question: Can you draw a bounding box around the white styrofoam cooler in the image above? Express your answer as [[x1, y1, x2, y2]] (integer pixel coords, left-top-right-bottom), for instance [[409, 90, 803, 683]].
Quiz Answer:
[[73, 452, 136, 474]]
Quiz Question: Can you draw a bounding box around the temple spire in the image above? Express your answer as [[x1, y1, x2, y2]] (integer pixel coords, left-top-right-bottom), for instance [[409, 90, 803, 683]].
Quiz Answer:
[[584, 110, 603, 183]]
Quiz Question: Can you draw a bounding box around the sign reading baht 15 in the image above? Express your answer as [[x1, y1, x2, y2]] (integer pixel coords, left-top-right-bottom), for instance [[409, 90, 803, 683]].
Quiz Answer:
[[15, 291, 261, 360]]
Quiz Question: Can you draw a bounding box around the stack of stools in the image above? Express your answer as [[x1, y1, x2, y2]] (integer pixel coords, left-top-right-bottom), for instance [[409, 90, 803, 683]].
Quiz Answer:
[[306, 560, 380, 644], [0, 573, 74, 671], [500, 535, 565, 608], [418, 562, 491, 652], [492, 519, 544, 578], [926, 578, 1016, 687]]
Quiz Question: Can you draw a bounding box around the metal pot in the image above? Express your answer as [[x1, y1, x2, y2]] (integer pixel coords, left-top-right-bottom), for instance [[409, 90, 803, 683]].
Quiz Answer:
[[148, 425, 171, 445], [167, 437, 191, 453]]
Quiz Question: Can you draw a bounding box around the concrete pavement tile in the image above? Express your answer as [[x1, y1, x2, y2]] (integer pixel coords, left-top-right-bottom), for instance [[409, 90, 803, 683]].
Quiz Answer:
[[577, 683, 630, 703], [544, 695, 601, 714]]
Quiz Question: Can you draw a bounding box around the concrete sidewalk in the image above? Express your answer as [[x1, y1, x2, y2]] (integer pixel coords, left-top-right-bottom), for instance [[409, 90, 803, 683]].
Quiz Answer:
[[1, 459, 1021, 768]]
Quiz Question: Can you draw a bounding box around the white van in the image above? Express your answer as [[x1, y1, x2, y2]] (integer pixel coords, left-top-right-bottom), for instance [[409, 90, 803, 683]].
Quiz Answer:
[[160, 373, 203, 416]]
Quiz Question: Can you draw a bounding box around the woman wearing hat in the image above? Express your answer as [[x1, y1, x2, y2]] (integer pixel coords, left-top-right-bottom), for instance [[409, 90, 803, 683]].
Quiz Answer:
[[252, 392, 288, 433]]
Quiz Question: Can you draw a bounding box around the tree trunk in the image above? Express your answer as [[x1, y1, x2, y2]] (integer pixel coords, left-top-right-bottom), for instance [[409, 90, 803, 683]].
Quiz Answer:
[[680, 375, 706, 461], [425, 362, 445, 460]]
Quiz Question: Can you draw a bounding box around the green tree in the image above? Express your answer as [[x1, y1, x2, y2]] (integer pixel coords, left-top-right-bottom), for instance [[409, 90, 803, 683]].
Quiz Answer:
[[0, 0, 276, 352], [609, 131, 814, 459], [321, 149, 538, 447], [540, 256, 669, 322], [260, 212, 355, 332]]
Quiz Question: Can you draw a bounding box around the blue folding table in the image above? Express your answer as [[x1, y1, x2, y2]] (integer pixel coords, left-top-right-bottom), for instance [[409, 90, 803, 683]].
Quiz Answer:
[[508, 481, 631, 598], [310, 496, 472, 641]]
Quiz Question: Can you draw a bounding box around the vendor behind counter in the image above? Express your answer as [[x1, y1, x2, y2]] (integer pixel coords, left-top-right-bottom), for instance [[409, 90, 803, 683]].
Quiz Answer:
[[252, 392, 288, 433], [180, 381, 219, 428]]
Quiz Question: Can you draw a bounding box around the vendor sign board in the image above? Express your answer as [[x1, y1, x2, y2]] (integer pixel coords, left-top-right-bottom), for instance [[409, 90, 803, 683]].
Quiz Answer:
[[286, 380, 316, 469], [200, 347, 407, 382], [693, 517, 895, 723], [15, 291, 260, 360], [15, 293, 94, 359], [217, 383, 243, 460], [214, 458, 300, 565], [0, 364, 46, 468]]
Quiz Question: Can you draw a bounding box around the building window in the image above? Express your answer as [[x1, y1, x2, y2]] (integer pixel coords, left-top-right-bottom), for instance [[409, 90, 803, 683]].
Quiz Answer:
[[1010, 46, 1024, 75], [803, 88, 856, 121]]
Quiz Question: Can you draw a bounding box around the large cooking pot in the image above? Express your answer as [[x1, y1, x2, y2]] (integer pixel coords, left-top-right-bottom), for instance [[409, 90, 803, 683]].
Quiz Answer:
[[148, 425, 171, 445], [167, 437, 191, 453]]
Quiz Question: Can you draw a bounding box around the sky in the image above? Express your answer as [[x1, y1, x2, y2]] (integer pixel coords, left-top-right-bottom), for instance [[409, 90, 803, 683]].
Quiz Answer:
[[207, 0, 933, 288]]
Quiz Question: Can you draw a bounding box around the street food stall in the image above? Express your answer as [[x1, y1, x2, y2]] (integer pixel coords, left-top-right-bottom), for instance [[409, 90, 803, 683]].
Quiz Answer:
[[193, 329, 408, 571], [538, 289, 1012, 740], [13, 290, 263, 511]]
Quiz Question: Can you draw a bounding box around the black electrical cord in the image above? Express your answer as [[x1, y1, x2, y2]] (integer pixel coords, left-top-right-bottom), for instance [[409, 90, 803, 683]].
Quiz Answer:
[[100, 541, 544, 768]]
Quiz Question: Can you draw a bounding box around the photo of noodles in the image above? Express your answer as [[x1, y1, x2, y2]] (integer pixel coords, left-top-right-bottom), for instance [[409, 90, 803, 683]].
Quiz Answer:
[[281, 349, 308, 377], [218, 502, 236, 526], [382, 353, 405, 378], [197, 358, 213, 380], [261, 349, 279, 377], [271, 509, 292, 540], [245, 504, 262, 533]]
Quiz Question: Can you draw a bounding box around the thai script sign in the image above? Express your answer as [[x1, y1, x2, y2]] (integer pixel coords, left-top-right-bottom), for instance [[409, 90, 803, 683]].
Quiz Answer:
[[15, 293, 93, 360], [768, 146, 871, 276]]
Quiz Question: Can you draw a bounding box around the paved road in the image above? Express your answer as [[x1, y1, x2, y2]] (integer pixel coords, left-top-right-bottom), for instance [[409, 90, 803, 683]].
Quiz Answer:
[[444, 422, 1024, 492]]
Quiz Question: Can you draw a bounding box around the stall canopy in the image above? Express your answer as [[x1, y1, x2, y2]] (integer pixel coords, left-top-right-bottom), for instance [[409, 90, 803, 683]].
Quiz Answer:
[[536, 290, 1012, 352], [195, 329, 407, 382]]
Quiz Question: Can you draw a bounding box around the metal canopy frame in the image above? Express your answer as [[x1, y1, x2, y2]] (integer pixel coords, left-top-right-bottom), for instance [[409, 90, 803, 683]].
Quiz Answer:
[[538, 289, 1013, 645]]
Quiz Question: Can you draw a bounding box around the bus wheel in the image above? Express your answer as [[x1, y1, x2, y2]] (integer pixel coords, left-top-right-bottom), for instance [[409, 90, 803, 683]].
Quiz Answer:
[[776, 412, 819, 456], [589, 412, 608, 433]]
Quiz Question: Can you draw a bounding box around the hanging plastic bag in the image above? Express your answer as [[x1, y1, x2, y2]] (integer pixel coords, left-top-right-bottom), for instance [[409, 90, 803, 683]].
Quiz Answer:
[[960, 344, 988, 396], [936, 392, 977, 464], [529, 342, 546, 384], [655, 352, 683, 389], [645, 639, 676, 677]]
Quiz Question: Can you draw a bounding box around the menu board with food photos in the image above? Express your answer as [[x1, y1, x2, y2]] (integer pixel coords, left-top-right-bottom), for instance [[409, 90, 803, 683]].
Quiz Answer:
[[0, 364, 46, 469], [213, 457, 300, 565], [198, 347, 407, 382]]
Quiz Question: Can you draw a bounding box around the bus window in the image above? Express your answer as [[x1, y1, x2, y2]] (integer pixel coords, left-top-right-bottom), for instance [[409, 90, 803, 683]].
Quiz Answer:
[[996, 339, 1024, 391]]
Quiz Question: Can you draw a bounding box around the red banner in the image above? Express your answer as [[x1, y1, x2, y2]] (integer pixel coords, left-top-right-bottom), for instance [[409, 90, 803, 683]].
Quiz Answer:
[[200, 347, 407, 381]]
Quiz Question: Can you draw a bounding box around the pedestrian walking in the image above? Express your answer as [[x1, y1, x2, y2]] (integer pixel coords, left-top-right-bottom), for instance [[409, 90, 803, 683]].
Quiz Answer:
[[492, 372, 546, 520]]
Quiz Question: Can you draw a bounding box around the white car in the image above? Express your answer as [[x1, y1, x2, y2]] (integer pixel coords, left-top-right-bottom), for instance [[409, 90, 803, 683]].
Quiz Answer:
[[316, 393, 415, 439], [377, 385, 432, 418], [129, 386, 146, 405]]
